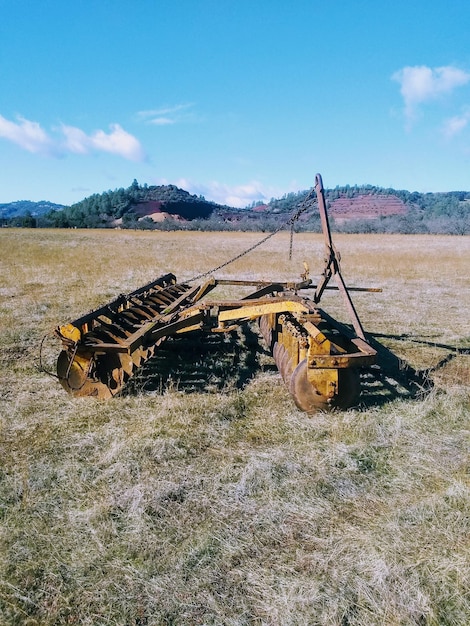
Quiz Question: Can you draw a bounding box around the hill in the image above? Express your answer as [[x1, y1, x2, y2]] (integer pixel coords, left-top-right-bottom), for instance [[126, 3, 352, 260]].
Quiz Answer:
[[246, 185, 470, 235], [329, 193, 407, 220], [0, 200, 64, 219], [41, 180, 225, 229], [2, 180, 470, 234]]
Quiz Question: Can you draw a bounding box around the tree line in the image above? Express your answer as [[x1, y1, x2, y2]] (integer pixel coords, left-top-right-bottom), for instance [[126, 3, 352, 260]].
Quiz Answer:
[[2, 180, 469, 234]]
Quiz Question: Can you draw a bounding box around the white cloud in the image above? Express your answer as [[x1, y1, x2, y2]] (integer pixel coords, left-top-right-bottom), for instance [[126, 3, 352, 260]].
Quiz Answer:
[[137, 103, 195, 125], [154, 176, 305, 208], [89, 124, 146, 161], [62, 123, 146, 160], [442, 110, 470, 139], [168, 178, 275, 208], [0, 114, 57, 155], [0, 113, 146, 161], [392, 65, 470, 125], [61, 124, 90, 154]]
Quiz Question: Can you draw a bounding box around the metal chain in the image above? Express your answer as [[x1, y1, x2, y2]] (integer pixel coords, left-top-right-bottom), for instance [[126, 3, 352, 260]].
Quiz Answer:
[[186, 188, 317, 283], [39, 332, 61, 379], [289, 220, 295, 261]]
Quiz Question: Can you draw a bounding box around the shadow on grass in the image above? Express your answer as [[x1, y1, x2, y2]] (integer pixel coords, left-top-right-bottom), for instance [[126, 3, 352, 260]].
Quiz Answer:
[[358, 335, 433, 408], [122, 324, 268, 397], [359, 332, 469, 408], [122, 324, 467, 408]]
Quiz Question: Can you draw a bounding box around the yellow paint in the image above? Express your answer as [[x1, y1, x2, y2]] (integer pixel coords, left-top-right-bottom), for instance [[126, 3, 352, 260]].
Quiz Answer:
[[218, 300, 308, 322], [59, 323, 81, 342]]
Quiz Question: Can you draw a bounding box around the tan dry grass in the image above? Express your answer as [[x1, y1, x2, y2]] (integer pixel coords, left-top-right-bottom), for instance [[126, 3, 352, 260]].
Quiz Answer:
[[0, 228, 469, 625]]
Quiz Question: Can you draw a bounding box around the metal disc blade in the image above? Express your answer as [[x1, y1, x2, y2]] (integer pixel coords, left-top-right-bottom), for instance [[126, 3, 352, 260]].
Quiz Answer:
[[289, 359, 361, 413]]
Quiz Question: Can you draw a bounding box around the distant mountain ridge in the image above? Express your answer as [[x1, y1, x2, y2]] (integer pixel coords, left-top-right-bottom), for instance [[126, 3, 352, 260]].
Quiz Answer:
[[2, 180, 469, 234], [0, 200, 65, 218]]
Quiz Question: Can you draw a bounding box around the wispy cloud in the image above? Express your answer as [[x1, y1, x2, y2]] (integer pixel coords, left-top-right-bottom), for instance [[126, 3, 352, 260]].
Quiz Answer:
[[441, 108, 470, 139], [149, 117, 175, 126], [0, 114, 146, 161], [137, 104, 195, 126], [392, 65, 470, 126]]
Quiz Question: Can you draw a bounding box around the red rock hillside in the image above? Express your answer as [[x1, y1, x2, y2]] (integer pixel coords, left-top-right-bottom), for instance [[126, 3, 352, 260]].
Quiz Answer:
[[329, 194, 407, 221]]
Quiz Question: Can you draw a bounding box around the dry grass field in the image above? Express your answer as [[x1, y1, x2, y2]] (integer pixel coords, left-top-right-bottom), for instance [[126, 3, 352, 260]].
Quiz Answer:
[[0, 228, 469, 625]]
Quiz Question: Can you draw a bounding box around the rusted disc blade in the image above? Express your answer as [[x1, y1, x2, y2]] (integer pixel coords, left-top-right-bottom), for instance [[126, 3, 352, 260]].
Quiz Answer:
[[57, 350, 113, 399], [279, 350, 294, 384], [95, 352, 126, 396], [274, 342, 291, 383], [140, 348, 151, 361], [139, 303, 159, 316], [131, 349, 144, 367], [109, 366, 124, 391], [289, 359, 361, 414], [72, 380, 114, 399], [118, 352, 134, 377], [57, 350, 88, 391], [130, 306, 154, 320], [273, 341, 282, 366], [289, 359, 331, 413], [259, 316, 270, 345], [119, 311, 141, 324]]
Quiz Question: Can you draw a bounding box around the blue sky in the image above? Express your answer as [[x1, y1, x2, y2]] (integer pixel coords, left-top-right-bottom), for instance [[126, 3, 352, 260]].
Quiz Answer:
[[1, 0, 470, 207]]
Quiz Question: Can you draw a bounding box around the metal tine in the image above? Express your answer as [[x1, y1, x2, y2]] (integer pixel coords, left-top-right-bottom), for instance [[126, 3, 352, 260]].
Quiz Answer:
[[96, 318, 132, 338]]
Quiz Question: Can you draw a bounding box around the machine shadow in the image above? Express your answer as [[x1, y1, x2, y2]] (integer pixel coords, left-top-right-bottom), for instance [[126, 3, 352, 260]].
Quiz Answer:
[[359, 331, 469, 408], [122, 324, 269, 397], [122, 323, 461, 409], [357, 333, 434, 409]]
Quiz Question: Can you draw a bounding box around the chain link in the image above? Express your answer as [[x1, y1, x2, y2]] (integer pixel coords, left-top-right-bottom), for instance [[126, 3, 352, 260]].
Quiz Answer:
[[289, 220, 295, 261], [186, 188, 317, 283]]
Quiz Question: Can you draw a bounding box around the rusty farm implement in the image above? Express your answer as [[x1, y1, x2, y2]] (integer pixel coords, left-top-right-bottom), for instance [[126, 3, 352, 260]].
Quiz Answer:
[[52, 174, 379, 412]]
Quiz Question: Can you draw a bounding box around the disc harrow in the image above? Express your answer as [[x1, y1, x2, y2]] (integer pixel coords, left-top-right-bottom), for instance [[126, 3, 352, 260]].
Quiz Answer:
[[53, 174, 379, 412]]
